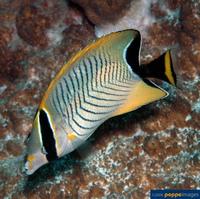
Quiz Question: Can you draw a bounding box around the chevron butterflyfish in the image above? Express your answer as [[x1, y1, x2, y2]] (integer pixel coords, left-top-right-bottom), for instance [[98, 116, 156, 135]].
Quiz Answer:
[[24, 29, 176, 175]]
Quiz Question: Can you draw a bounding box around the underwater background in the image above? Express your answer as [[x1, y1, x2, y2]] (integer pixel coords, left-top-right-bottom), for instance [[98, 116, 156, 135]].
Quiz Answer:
[[0, 0, 199, 198]]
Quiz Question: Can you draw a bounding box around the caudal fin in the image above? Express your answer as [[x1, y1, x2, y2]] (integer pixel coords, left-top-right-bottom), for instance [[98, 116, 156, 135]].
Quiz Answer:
[[139, 50, 177, 86]]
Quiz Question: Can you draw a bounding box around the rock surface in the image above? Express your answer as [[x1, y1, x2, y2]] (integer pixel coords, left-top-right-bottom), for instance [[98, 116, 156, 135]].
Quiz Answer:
[[0, 0, 200, 198], [70, 0, 132, 25]]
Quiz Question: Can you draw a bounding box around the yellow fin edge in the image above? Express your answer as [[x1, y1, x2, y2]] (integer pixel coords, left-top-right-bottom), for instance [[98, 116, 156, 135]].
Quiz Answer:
[[165, 51, 175, 86]]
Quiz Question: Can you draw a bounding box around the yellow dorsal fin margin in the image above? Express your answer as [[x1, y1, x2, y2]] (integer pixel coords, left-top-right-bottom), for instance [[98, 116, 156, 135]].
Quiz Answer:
[[164, 50, 175, 86], [113, 80, 168, 117]]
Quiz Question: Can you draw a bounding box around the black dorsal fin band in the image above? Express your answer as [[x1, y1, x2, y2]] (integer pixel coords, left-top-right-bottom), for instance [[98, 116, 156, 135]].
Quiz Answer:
[[125, 31, 141, 71], [39, 109, 58, 161]]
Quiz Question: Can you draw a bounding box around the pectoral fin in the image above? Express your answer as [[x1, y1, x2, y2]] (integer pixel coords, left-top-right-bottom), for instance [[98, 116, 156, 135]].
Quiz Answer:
[[113, 79, 168, 117]]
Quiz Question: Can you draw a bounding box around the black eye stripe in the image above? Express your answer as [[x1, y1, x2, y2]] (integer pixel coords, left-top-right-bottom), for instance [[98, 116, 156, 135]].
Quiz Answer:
[[39, 109, 58, 161]]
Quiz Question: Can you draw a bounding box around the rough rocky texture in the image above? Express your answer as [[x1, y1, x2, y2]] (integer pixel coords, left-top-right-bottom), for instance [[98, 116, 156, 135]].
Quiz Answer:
[[70, 0, 132, 25], [0, 0, 200, 198], [94, 0, 155, 38], [16, 5, 51, 49]]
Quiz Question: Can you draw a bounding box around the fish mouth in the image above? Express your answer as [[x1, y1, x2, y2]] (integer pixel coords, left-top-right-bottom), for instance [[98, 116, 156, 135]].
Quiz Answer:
[[24, 161, 34, 175], [23, 152, 48, 175]]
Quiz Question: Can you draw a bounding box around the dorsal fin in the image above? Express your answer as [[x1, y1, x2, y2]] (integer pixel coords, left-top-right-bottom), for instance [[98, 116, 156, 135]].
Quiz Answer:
[[113, 79, 168, 117]]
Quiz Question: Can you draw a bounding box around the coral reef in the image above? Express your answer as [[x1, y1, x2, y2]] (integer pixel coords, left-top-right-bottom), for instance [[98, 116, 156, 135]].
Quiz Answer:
[[70, 0, 132, 25], [95, 0, 155, 37], [0, 0, 199, 198]]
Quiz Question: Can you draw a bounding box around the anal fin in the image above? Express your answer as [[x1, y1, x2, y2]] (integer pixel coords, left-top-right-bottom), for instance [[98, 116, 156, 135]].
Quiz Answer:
[[113, 79, 168, 117]]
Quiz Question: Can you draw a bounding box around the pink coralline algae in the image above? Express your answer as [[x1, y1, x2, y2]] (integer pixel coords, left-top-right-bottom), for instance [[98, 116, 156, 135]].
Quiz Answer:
[[0, 0, 199, 198]]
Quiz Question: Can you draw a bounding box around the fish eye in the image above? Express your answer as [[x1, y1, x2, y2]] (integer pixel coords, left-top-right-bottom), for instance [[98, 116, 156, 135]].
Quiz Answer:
[[41, 146, 47, 154]]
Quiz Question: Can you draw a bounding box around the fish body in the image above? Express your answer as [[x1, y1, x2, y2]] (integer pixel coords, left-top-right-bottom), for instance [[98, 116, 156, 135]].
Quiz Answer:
[[25, 29, 176, 175]]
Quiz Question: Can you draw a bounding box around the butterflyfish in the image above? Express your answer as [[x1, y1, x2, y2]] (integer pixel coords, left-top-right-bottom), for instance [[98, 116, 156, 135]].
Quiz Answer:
[[25, 29, 176, 175]]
